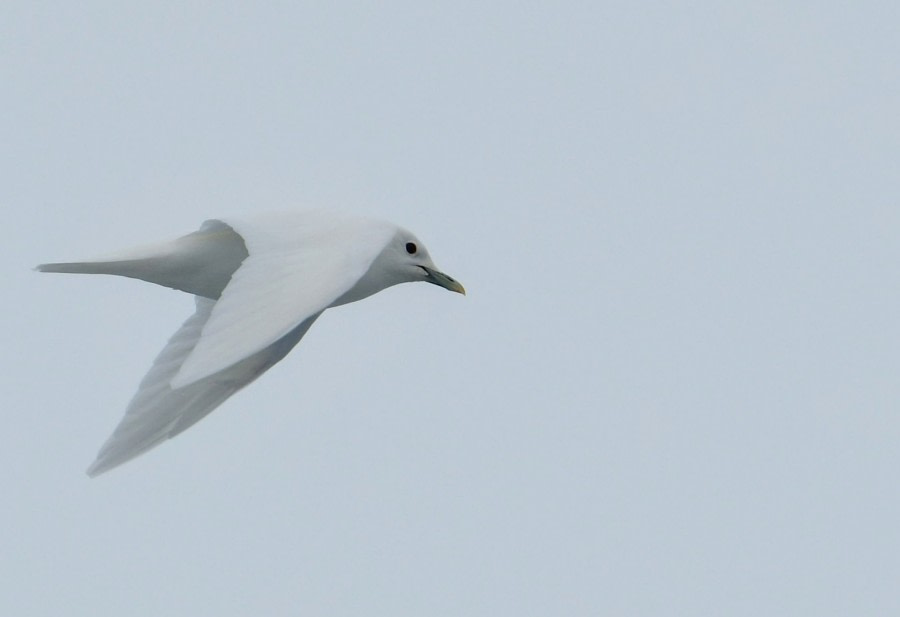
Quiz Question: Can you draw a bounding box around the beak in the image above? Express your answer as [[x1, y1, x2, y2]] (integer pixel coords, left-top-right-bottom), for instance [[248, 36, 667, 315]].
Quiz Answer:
[[421, 266, 466, 295]]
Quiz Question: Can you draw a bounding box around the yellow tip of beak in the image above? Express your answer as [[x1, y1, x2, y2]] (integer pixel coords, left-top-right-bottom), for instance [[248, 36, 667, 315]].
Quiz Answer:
[[424, 267, 466, 295]]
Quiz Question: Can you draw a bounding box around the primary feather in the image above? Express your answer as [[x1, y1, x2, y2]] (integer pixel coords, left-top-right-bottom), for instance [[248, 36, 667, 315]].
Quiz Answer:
[[37, 220, 247, 299], [86, 297, 320, 476]]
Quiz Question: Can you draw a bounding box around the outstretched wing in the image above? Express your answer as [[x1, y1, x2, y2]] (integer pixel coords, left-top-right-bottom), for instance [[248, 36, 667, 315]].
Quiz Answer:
[[171, 213, 394, 387], [37, 219, 248, 300], [87, 297, 320, 476]]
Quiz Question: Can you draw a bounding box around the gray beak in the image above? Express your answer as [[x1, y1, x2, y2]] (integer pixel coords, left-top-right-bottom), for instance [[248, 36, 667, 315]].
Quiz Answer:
[[421, 266, 466, 295]]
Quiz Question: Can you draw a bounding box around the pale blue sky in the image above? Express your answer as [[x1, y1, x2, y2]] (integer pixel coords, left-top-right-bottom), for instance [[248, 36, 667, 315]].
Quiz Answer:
[[3, 3, 900, 615]]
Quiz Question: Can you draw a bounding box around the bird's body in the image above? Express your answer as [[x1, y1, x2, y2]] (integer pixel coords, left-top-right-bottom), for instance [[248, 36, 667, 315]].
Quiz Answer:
[[37, 211, 464, 476]]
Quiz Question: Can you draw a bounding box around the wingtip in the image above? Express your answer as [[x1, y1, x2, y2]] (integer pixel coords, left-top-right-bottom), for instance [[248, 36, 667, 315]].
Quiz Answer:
[[85, 457, 116, 478], [34, 262, 77, 274]]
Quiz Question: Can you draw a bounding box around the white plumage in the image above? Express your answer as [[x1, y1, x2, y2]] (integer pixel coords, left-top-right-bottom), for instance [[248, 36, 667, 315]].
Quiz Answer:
[[37, 211, 464, 476]]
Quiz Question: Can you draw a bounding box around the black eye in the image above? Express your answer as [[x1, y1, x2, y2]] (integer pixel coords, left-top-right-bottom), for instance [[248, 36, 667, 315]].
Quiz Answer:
[[405, 242, 417, 255]]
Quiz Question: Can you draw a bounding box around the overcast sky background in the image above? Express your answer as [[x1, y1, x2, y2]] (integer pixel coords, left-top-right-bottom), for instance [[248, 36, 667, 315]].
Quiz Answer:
[[3, 3, 899, 615]]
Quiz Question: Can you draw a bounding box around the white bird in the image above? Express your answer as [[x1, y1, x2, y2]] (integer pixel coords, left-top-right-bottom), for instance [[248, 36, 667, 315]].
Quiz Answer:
[[37, 211, 465, 476]]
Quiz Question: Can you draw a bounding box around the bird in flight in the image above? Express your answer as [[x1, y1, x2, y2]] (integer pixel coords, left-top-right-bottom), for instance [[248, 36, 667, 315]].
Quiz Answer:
[[37, 211, 465, 476]]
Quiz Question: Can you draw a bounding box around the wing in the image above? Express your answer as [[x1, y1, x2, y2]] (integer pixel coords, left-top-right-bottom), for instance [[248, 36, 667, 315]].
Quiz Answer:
[[87, 297, 321, 476], [36, 219, 248, 300], [171, 212, 394, 387]]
